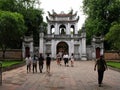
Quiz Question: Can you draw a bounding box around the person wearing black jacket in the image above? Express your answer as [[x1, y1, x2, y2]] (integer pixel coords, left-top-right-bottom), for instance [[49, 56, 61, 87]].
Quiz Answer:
[[46, 54, 51, 73], [32, 55, 38, 73], [94, 55, 108, 87], [38, 53, 44, 73]]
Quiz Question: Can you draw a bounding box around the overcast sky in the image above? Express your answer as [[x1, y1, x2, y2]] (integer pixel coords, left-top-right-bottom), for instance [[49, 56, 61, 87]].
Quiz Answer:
[[39, 0, 86, 29]]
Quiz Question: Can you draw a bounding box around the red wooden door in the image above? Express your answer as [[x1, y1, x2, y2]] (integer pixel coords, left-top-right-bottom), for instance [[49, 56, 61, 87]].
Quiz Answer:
[[25, 47, 30, 57], [96, 47, 100, 59]]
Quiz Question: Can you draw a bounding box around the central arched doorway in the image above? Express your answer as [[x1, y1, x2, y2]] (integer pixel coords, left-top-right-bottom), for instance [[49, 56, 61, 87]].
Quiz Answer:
[[56, 42, 68, 54]]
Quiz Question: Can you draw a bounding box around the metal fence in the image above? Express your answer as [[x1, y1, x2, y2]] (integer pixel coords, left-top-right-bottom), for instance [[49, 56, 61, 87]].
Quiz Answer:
[[0, 62, 2, 85]]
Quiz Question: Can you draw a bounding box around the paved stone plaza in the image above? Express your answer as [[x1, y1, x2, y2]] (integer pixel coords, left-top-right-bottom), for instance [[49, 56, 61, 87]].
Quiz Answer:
[[0, 61, 120, 90]]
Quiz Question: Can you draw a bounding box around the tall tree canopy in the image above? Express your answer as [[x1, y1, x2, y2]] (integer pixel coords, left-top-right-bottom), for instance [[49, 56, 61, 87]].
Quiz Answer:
[[0, 11, 26, 58], [0, 0, 44, 47], [82, 0, 120, 49], [105, 22, 120, 50]]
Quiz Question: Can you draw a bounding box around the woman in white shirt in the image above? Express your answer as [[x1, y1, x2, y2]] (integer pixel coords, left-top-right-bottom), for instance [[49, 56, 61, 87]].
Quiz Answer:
[[25, 54, 32, 73], [63, 52, 69, 67]]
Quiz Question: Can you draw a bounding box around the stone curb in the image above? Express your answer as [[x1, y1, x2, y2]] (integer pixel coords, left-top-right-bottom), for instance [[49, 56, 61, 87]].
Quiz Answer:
[[108, 66, 120, 72]]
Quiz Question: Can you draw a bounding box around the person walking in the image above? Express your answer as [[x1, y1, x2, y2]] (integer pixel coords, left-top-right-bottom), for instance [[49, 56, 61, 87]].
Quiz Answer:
[[58, 51, 63, 65], [70, 53, 74, 67], [32, 55, 38, 73], [56, 53, 60, 65], [38, 53, 44, 73], [63, 52, 69, 67], [46, 54, 51, 73], [94, 55, 108, 87], [25, 54, 32, 73]]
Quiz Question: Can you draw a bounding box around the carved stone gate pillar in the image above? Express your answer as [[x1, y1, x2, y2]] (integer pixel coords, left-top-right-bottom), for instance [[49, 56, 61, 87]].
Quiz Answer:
[[39, 33, 44, 54], [81, 26, 87, 60]]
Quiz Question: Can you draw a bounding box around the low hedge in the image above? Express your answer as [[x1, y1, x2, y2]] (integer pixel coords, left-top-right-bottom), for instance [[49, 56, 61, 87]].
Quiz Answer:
[[0, 60, 25, 72], [107, 61, 120, 69]]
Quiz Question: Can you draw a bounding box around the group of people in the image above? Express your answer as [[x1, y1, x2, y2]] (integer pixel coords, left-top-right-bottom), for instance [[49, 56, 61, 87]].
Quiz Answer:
[[25, 52, 108, 87], [25, 53, 51, 73], [25, 52, 75, 74], [56, 52, 75, 67], [56, 52, 108, 87]]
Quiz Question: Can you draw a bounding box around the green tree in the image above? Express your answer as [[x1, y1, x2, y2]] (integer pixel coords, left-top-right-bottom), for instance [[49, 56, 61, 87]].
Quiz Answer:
[[0, 11, 26, 58], [0, 0, 44, 47], [16, 0, 43, 46], [82, 0, 120, 47], [22, 8, 43, 46], [0, 0, 16, 12], [105, 22, 120, 50], [42, 22, 48, 34]]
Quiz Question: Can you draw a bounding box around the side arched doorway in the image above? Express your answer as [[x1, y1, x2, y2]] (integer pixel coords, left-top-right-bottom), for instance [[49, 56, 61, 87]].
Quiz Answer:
[[25, 47, 30, 57], [56, 42, 68, 54], [96, 47, 100, 59]]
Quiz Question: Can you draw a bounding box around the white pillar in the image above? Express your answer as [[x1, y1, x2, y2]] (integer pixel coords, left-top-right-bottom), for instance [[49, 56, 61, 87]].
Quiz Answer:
[[67, 23, 70, 34], [100, 47, 104, 56], [39, 33, 44, 54], [79, 40, 82, 58], [47, 24, 50, 34], [54, 41, 56, 58], [92, 47, 96, 60], [51, 40, 56, 58], [81, 33, 87, 60], [70, 40, 74, 55], [22, 42, 25, 58], [55, 23, 59, 34], [75, 23, 78, 34], [30, 42, 33, 57]]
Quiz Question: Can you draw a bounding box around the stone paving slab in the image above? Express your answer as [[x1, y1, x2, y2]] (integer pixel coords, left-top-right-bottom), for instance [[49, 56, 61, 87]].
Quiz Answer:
[[0, 61, 120, 90]]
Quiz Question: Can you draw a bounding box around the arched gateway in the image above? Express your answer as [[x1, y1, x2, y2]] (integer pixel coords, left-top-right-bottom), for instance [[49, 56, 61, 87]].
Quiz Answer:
[[22, 10, 104, 60], [57, 41, 68, 54], [39, 10, 87, 60]]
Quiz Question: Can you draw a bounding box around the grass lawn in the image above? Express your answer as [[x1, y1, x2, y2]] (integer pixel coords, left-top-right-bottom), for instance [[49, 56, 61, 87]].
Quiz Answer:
[[107, 61, 120, 69], [0, 60, 24, 68]]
